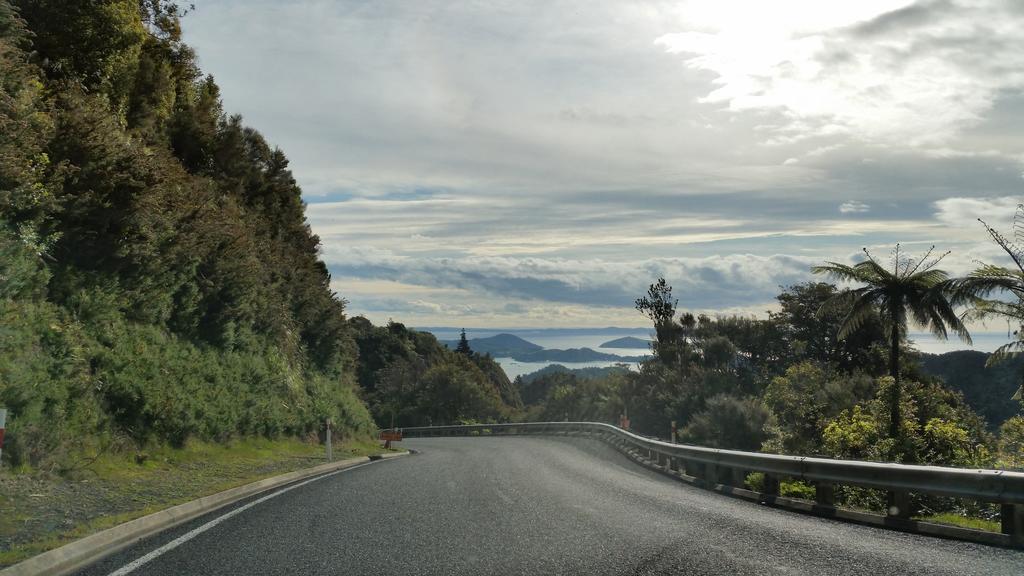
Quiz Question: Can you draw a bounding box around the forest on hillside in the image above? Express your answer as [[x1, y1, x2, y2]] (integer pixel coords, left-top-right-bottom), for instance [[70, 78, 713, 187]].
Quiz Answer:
[[0, 1, 519, 471]]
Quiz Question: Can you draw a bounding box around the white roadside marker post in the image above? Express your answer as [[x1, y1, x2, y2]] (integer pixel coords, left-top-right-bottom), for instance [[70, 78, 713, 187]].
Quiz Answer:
[[325, 418, 333, 462], [0, 408, 7, 466]]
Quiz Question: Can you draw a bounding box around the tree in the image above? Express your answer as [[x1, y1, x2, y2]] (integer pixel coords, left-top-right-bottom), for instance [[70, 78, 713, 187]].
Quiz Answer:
[[681, 394, 772, 451], [16, 0, 147, 118], [455, 328, 472, 355], [636, 278, 691, 366], [762, 362, 875, 455], [635, 278, 678, 342], [952, 207, 1024, 386], [0, 0, 62, 250], [419, 356, 504, 425], [701, 336, 736, 370], [813, 245, 971, 450], [771, 282, 888, 375], [823, 377, 992, 468], [998, 416, 1024, 469], [950, 207, 1024, 402]]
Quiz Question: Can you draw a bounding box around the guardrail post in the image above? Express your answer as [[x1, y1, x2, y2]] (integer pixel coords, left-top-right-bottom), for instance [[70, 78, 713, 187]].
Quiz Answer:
[[762, 474, 780, 501], [730, 468, 746, 489], [814, 483, 835, 509], [887, 491, 911, 520], [683, 460, 698, 478], [716, 465, 732, 486], [1002, 503, 1024, 545], [704, 463, 720, 487]]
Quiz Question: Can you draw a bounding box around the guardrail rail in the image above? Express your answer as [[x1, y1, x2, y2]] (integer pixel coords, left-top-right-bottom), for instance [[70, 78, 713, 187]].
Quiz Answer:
[[400, 422, 1024, 547]]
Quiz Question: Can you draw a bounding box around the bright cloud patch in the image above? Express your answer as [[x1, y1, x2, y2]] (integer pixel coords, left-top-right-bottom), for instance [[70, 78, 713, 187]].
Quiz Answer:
[[839, 201, 871, 214], [657, 0, 1024, 146], [933, 196, 1020, 228]]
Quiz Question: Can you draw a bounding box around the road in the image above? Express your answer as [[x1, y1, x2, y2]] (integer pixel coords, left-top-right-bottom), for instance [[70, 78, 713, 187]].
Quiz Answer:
[[75, 436, 1024, 575]]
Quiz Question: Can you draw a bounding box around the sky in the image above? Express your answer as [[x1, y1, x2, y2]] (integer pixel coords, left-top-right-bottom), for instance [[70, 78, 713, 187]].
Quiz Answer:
[[182, 0, 1024, 335]]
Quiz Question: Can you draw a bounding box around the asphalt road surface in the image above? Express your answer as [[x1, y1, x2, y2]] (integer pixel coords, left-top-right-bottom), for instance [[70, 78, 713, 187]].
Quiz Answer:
[[74, 436, 1024, 575]]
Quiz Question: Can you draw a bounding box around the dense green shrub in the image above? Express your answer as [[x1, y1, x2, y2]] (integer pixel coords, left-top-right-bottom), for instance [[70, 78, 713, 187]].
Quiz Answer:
[[0, 298, 101, 469], [0, 291, 375, 467], [762, 362, 875, 455], [998, 416, 1024, 469], [681, 394, 771, 451]]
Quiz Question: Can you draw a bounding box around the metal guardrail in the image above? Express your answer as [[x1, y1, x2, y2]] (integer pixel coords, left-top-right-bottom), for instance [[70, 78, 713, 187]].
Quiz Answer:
[[400, 422, 1024, 545]]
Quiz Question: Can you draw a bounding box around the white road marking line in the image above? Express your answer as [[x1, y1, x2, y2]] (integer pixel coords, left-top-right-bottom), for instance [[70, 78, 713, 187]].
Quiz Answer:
[[105, 461, 377, 576]]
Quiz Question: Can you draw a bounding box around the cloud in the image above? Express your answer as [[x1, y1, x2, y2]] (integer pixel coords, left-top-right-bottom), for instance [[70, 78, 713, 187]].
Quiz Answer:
[[839, 200, 871, 214], [325, 245, 816, 310], [933, 196, 1020, 227], [181, 1, 1024, 328], [656, 0, 1024, 148]]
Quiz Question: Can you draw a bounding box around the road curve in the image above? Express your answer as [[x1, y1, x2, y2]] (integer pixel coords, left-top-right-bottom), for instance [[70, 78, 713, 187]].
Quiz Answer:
[[74, 436, 1024, 575]]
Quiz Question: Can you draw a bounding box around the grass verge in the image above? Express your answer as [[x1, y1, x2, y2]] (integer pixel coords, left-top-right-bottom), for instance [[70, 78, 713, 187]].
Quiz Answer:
[[0, 437, 391, 568], [915, 513, 1001, 533]]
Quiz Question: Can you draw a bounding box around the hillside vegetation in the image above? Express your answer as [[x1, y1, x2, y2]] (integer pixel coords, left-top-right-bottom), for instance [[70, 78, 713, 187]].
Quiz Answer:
[[515, 279, 1024, 523], [919, 350, 1024, 430], [0, 1, 518, 472], [518, 280, 1024, 459]]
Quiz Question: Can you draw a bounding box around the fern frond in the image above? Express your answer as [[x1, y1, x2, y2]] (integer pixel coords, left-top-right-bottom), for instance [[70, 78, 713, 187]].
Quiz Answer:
[[981, 218, 1024, 275], [986, 339, 1024, 366]]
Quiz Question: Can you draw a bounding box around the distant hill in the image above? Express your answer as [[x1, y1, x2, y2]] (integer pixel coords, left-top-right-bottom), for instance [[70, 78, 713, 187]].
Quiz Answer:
[[600, 336, 652, 349], [418, 326, 651, 337], [517, 364, 631, 384], [438, 333, 645, 362], [919, 350, 1024, 429], [440, 333, 543, 356], [514, 348, 645, 363], [517, 364, 633, 405]]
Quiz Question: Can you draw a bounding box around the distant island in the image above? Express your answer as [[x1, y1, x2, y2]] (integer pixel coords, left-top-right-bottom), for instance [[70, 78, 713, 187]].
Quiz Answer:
[[438, 333, 647, 363], [514, 347, 646, 363], [439, 333, 542, 356], [599, 336, 652, 349]]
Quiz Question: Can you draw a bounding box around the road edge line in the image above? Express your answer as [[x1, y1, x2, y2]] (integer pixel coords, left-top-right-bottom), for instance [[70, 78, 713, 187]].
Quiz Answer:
[[1, 451, 410, 576]]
